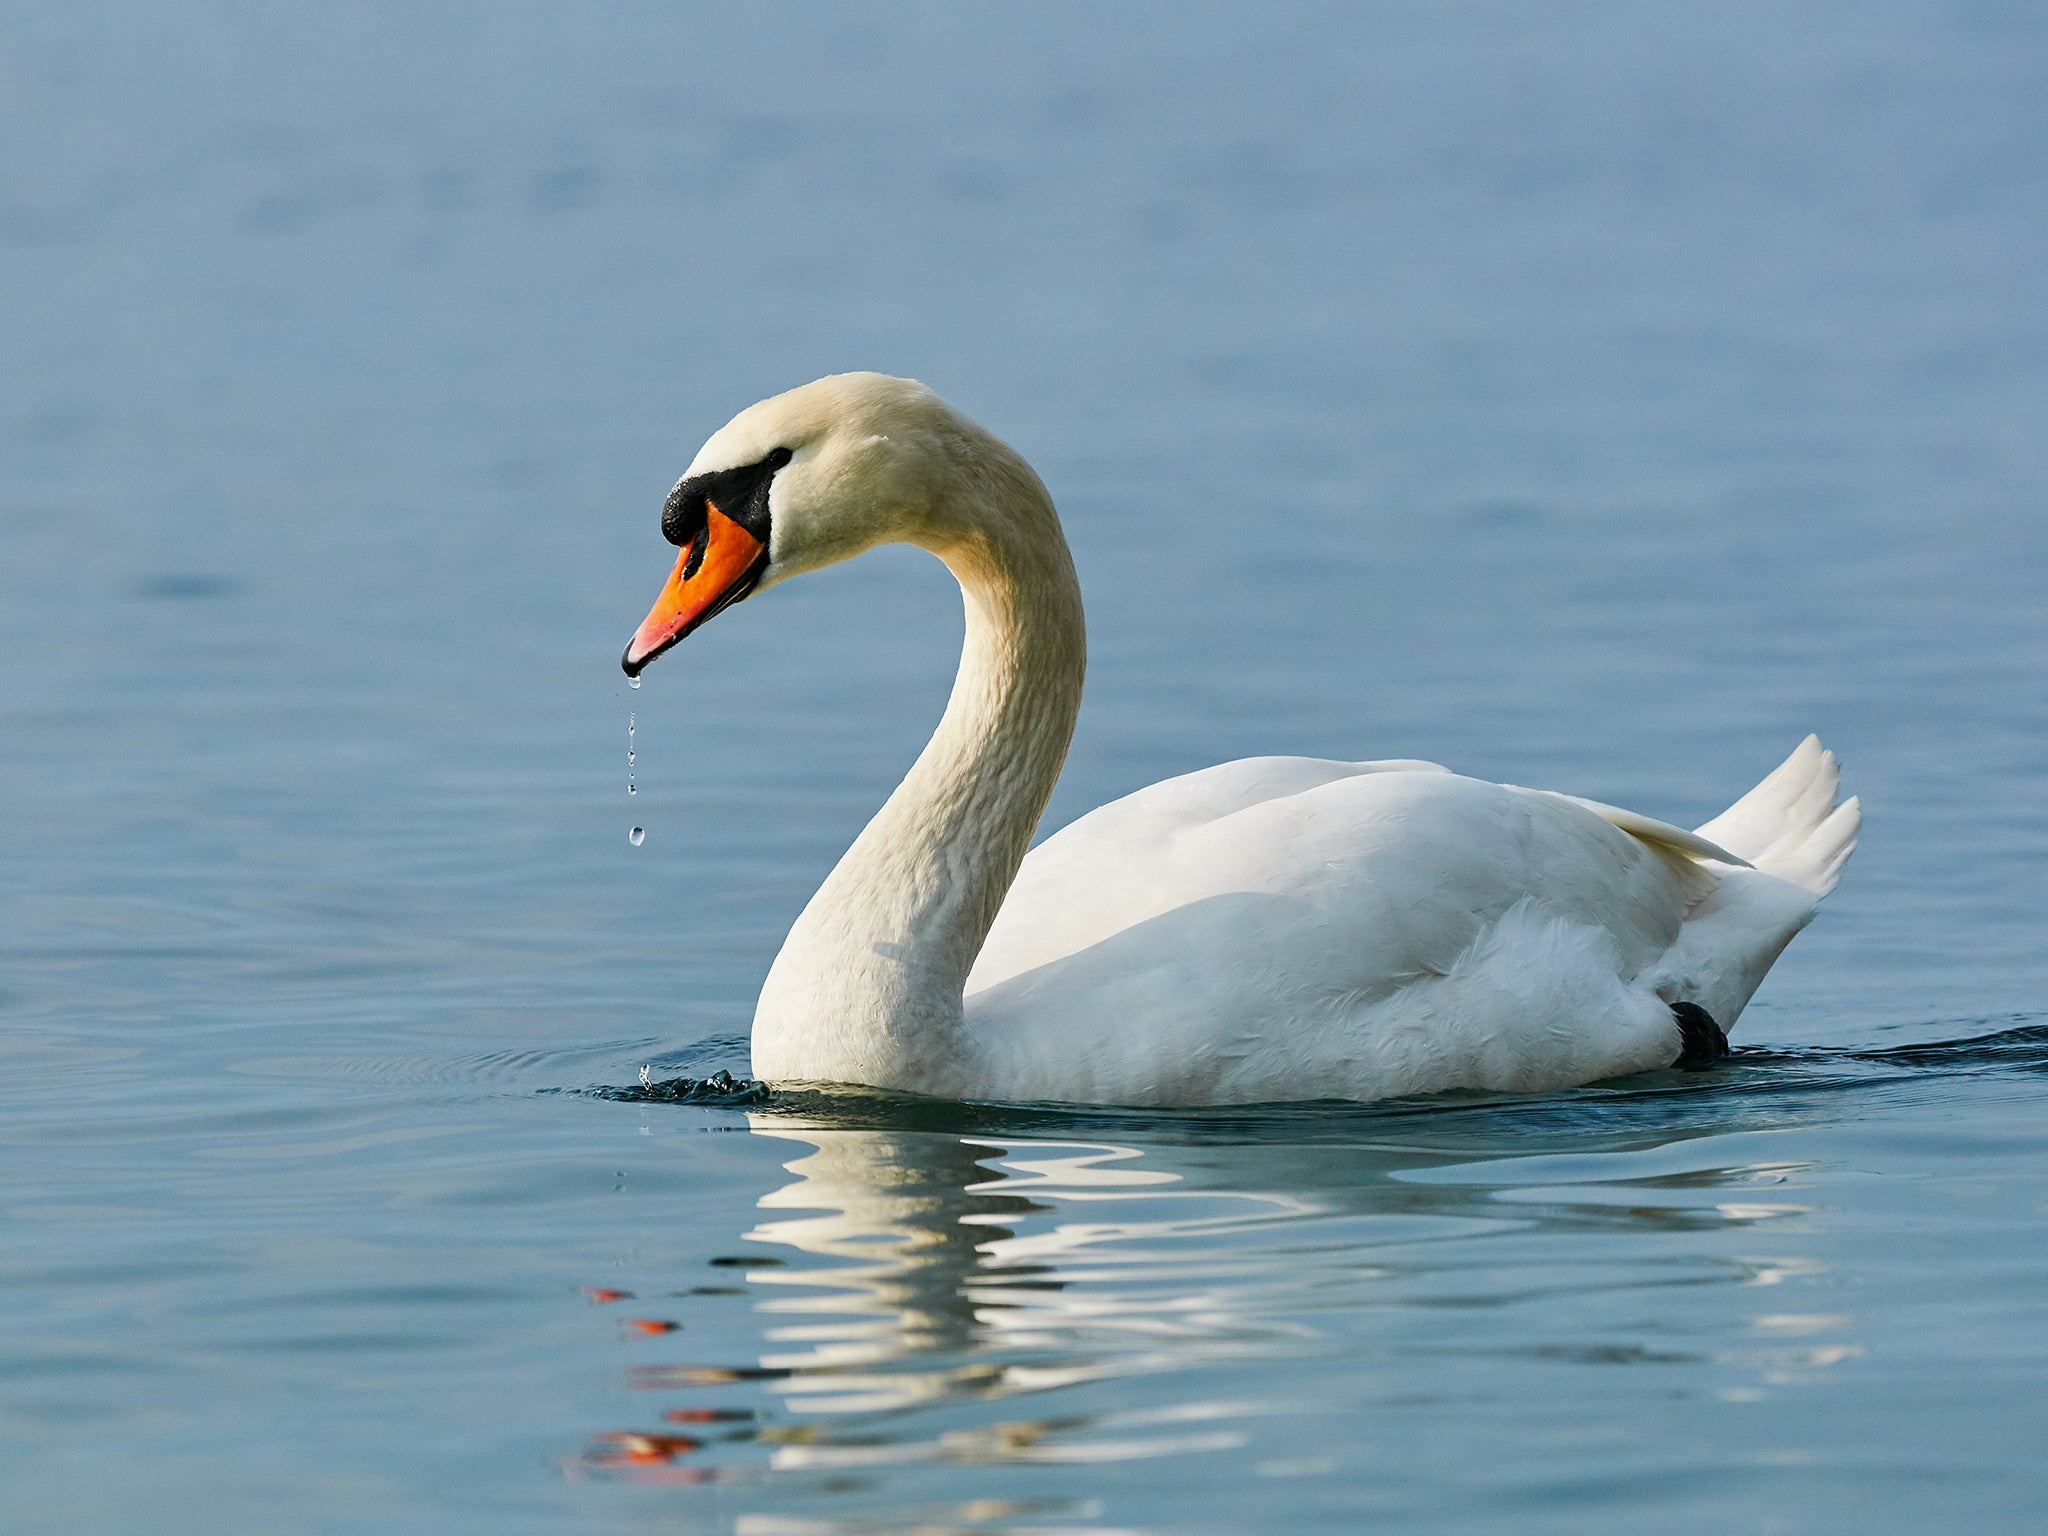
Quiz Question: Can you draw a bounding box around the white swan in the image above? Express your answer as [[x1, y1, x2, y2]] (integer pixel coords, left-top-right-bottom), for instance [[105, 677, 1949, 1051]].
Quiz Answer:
[[622, 373, 1859, 1106]]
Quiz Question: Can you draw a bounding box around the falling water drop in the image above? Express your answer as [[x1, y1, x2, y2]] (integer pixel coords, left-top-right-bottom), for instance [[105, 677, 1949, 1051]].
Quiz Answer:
[[627, 676, 641, 690], [627, 783, 637, 794], [629, 826, 645, 847]]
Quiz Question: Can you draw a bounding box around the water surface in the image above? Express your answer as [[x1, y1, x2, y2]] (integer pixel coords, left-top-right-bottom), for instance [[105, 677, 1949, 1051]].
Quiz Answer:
[[3, 4, 2046, 1531]]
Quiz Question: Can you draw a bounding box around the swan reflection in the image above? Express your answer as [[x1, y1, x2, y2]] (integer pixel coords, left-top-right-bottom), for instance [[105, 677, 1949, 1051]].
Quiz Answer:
[[741, 1123, 1319, 1429], [580, 1085, 1870, 1529]]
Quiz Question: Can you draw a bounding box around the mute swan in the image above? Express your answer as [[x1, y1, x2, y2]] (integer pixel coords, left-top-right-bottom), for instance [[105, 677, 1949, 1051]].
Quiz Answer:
[[622, 373, 1859, 1106]]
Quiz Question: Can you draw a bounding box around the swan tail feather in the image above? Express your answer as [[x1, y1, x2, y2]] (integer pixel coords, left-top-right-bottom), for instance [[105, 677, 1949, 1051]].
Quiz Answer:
[[1694, 735, 1861, 896]]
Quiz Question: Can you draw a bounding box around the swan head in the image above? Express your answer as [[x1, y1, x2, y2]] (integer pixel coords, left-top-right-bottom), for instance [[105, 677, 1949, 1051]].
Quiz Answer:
[[623, 372, 996, 676]]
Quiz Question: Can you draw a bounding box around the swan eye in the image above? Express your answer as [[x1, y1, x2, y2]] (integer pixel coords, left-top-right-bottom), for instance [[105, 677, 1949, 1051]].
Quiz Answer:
[[662, 447, 793, 549]]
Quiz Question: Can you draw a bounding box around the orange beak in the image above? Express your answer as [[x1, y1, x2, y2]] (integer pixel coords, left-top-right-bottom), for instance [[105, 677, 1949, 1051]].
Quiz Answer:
[[621, 503, 768, 676]]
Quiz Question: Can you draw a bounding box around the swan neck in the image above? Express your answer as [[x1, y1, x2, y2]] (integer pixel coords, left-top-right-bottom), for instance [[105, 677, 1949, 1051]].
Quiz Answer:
[[754, 465, 1083, 1091]]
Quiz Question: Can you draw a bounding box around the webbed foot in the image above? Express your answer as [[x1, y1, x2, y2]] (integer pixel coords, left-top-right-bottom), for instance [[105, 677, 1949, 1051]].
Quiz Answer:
[[1671, 1001, 1730, 1066]]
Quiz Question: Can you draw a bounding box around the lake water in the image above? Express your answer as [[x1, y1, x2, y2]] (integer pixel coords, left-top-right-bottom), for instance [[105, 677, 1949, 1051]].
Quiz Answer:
[[4, 4, 2046, 1531]]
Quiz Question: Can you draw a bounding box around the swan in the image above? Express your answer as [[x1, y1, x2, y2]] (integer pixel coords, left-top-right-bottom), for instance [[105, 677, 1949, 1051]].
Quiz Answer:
[[621, 373, 1859, 1106]]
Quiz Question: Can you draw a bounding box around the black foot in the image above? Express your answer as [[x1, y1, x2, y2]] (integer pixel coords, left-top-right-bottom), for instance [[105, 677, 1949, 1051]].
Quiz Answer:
[[1671, 1001, 1729, 1066]]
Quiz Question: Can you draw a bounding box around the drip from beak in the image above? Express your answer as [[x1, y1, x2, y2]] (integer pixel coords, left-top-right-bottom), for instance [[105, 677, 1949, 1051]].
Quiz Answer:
[[621, 504, 768, 676]]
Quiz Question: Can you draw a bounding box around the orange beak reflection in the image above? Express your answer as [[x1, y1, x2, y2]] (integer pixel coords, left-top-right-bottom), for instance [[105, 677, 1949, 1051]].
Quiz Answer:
[[621, 504, 768, 676]]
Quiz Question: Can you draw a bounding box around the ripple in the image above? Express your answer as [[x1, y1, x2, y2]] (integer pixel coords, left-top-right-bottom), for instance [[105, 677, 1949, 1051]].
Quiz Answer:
[[582, 1018, 2048, 1145], [555, 1017, 2048, 1514]]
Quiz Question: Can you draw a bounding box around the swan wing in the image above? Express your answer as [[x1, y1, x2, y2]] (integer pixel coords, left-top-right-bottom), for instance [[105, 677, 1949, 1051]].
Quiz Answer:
[[969, 756, 1450, 984], [964, 764, 1718, 1103], [972, 759, 1719, 990], [1532, 791, 1751, 868]]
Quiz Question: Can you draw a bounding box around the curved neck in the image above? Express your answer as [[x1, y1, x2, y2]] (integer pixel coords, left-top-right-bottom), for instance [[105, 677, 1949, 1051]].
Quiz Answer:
[[752, 470, 1085, 1093]]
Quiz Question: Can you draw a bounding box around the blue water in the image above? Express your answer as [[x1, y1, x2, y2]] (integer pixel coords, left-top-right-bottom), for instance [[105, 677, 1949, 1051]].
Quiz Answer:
[[4, 4, 2046, 1531]]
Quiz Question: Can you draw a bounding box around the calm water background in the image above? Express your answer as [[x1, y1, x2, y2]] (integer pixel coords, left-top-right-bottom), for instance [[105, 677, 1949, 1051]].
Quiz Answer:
[[4, 4, 2046, 1531]]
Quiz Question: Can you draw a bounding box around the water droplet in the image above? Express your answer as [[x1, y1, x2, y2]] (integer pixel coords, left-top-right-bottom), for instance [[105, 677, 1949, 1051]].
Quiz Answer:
[[627, 750, 636, 765], [629, 826, 645, 846], [627, 783, 637, 794], [627, 676, 641, 690]]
